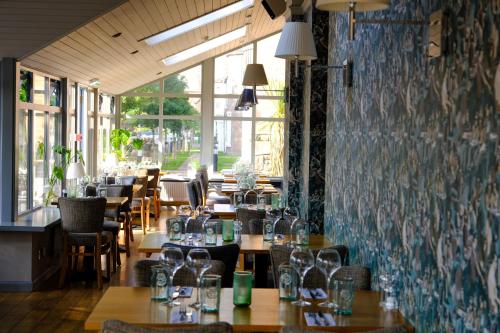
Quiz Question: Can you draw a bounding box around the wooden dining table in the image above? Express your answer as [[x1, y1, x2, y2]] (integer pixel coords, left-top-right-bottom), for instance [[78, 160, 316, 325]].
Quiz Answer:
[[84, 287, 413, 332], [138, 233, 331, 257], [212, 204, 273, 219], [218, 184, 278, 196]]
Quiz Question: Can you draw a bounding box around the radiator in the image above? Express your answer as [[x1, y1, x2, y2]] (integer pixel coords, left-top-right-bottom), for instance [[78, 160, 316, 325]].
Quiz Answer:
[[160, 181, 189, 205]]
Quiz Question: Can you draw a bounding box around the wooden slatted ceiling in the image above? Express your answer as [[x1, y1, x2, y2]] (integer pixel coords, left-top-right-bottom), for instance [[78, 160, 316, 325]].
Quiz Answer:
[[0, 0, 128, 58], [21, 0, 284, 95]]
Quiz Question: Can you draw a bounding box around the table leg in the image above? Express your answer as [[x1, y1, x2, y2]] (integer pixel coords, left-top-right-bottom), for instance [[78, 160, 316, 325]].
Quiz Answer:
[[254, 253, 270, 288], [125, 213, 131, 257]]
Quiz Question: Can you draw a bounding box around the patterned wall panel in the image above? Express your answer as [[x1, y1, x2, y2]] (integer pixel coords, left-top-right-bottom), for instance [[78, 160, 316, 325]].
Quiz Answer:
[[324, 0, 499, 332]]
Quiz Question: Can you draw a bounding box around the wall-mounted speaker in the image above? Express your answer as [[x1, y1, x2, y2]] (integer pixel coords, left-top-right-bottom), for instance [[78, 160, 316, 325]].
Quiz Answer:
[[261, 0, 286, 20]]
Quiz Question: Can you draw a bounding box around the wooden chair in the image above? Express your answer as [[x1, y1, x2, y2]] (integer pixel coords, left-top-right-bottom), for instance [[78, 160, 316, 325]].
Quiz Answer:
[[58, 197, 111, 289], [131, 176, 150, 234], [147, 168, 161, 222]]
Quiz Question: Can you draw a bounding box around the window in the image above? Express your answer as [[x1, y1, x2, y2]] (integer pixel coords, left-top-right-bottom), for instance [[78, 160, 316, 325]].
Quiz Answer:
[[97, 94, 115, 174], [119, 33, 285, 176], [16, 68, 63, 214], [121, 65, 203, 174]]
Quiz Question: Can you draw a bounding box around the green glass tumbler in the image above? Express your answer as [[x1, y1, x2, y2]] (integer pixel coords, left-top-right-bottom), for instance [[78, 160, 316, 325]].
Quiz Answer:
[[222, 220, 234, 242], [332, 277, 354, 315], [233, 271, 253, 307]]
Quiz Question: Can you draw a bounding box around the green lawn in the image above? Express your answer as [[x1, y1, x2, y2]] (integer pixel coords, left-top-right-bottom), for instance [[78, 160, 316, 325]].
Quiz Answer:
[[161, 150, 239, 171], [217, 153, 239, 171]]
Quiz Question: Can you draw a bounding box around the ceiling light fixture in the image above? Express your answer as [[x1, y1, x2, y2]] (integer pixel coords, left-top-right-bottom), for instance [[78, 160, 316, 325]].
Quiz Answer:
[[89, 78, 101, 88], [143, 0, 254, 46], [130, 50, 139, 54], [111, 32, 122, 38], [162, 26, 248, 66]]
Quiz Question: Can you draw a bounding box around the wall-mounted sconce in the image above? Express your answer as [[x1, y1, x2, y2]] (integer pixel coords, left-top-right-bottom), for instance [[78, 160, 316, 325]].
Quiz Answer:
[[275, 22, 317, 78], [316, 0, 443, 44], [236, 63, 286, 110]]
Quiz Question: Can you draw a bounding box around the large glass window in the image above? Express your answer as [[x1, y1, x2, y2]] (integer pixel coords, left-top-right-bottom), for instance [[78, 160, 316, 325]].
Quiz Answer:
[[97, 94, 115, 174], [119, 33, 285, 176], [16, 68, 63, 214]]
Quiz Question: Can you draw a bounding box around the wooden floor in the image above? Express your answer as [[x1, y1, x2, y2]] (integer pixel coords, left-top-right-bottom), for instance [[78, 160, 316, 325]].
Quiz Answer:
[[0, 207, 176, 333]]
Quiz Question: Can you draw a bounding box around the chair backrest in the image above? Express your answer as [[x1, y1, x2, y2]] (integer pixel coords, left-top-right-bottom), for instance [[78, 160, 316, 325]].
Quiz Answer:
[[186, 180, 200, 210], [147, 168, 160, 189], [120, 176, 137, 185], [193, 180, 203, 207], [236, 208, 265, 234], [105, 184, 134, 211], [105, 176, 115, 184], [85, 185, 97, 197], [195, 171, 209, 200], [58, 197, 106, 233], [103, 320, 233, 333], [243, 191, 270, 205], [332, 265, 371, 290], [134, 259, 225, 287], [162, 242, 240, 288], [269, 244, 349, 288], [133, 176, 148, 199]]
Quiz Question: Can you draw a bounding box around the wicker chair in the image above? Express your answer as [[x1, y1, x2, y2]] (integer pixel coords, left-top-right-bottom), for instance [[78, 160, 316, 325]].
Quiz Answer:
[[134, 259, 226, 287], [193, 180, 203, 209], [279, 326, 408, 333], [58, 197, 111, 289], [162, 243, 240, 288], [236, 208, 265, 234], [269, 244, 349, 288], [147, 168, 161, 222], [102, 320, 233, 333], [332, 265, 371, 290], [103, 184, 134, 258], [131, 176, 150, 234], [196, 169, 230, 207]]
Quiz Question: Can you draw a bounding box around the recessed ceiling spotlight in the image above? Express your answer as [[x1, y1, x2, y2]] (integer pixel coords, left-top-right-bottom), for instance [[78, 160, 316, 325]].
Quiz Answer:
[[130, 50, 139, 54], [112, 32, 122, 38], [156, 72, 162, 75]]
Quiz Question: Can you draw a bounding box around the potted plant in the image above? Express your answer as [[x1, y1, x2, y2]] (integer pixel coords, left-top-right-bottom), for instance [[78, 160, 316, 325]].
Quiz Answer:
[[110, 129, 144, 161]]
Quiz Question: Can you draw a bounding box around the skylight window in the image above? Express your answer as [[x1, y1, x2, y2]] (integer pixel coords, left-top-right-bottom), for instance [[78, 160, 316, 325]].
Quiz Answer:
[[144, 0, 254, 46], [162, 26, 248, 66]]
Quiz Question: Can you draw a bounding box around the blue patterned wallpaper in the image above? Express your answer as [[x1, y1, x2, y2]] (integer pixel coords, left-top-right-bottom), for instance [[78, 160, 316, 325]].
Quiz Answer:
[[324, 0, 499, 332]]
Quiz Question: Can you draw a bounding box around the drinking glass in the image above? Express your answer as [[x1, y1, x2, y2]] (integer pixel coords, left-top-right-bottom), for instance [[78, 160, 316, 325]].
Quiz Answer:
[[178, 205, 192, 233], [316, 249, 342, 308], [233, 219, 242, 242], [204, 220, 219, 245], [150, 265, 171, 301], [200, 274, 221, 313], [262, 218, 274, 242], [379, 274, 398, 310], [278, 263, 298, 301], [290, 247, 315, 307], [234, 192, 244, 208], [257, 193, 267, 211], [184, 217, 196, 245], [186, 248, 212, 309], [167, 217, 183, 241], [159, 246, 184, 306], [233, 271, 253, 306], [222, 219, 234, 242], [271, 193, 281, 209], [291, 219, 310, 245], [332, 278, 354, 315]]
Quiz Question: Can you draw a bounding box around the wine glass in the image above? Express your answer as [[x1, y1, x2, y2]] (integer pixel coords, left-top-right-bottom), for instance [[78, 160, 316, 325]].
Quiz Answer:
[[159, 246, 184, 306], [186, 248, 212, 309], [316, 249, 342, 308], [290, 247, 315, 307], [178, 205, 192, 234]]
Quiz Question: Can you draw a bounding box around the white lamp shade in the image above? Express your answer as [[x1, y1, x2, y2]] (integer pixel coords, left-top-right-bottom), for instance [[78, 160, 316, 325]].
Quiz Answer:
[[316, 0, 390, 12], [275, 22, 317, 61], [66, 162, 86, 179], [242, 64, 268, 86]]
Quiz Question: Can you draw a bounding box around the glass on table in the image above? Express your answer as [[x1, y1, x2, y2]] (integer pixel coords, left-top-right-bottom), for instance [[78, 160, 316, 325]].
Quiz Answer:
[[316, 248, 342, 308], [222, 219, 234, 242], [200, 274, 221, 313], [262, 217, 274, 242], [233, 219, 242, 242], [291, 218, 310, 245], [332, 277, 354, 315], [278, 263, 298, 301], [150, 265, 171, 301], [379, 274, 399, 310], [233, 271, 253, 307], [234, 191, 244, 208], [204, 220, 219, 245], [186, 248, 212, 309], [178, 205, 193, 230], [271, 193, 281, 209], [290, 247, 315, 307], [167, 217, 183, 241], [159, 246, 184, 306]]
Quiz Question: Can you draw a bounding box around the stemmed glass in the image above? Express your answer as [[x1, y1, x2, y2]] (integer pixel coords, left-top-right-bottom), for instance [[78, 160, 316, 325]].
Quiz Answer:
[[316, 249, 342, 308], [186, 248, 212, 309], [289, 247, 315, 307], [159, 246, 185, 306], [178, 205, 192, 235]]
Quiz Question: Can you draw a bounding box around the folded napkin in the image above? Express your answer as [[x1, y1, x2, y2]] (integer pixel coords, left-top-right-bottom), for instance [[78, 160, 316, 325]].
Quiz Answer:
[[304, 312, 335, 327], [169, 287, 193, 298], [300, 288, 327, 300], [170, 309, 197, 324]]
